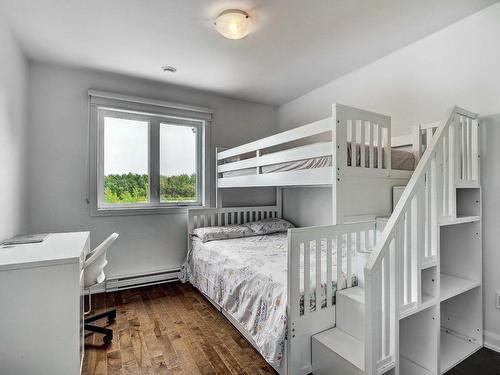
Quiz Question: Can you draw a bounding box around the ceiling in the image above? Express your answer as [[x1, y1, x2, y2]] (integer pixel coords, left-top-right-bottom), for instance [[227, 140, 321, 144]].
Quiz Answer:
[[1, 0, 497, 105]]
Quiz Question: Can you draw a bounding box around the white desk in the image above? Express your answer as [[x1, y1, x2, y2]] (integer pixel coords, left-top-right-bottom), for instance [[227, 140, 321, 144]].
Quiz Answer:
[[0, 232, 89, 375]]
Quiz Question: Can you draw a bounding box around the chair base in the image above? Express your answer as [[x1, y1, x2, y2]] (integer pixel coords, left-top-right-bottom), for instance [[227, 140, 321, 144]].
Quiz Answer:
[[85, 309, 116, 346]]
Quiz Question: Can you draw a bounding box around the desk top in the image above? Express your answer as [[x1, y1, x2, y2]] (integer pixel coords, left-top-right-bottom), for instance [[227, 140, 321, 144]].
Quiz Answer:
[[0, 232, 90, 271]]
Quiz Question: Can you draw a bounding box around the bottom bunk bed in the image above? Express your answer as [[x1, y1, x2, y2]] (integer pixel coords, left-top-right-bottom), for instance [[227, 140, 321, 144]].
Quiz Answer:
[[182, 206, 378, 375]]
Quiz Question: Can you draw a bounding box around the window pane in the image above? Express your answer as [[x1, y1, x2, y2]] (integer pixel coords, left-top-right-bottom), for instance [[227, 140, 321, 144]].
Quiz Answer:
[[103, 116, 149, 205], [160, 123, 198, 203]]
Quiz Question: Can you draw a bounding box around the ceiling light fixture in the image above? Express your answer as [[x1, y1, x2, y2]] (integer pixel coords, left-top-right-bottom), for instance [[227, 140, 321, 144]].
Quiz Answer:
[[162, 66, 177, 73], [214, 9, 251, 40]]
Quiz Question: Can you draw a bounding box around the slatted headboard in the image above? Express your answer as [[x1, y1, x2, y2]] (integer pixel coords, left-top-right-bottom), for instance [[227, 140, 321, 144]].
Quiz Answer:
[[188, 205, 281, 233]]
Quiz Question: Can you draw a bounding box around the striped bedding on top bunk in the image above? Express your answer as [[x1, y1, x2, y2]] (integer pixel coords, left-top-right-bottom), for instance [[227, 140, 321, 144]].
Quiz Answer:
[[221, 142, 415, 177]]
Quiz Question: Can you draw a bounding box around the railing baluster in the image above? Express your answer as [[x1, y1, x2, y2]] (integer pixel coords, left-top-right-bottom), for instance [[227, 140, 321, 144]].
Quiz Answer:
[[405, 206, 412, 304], [461, 115, 466, 180], [360, 122, 366, 168], [315, 239, 321, 310], [449, 122, 457, 217], [336, 236, 342, 291], [467, 118, 472, 181], [377, 124, 383, 169], [430, 156, 438, 257], [376, 271, 383, 361], [304, 241, 310, 316], [397, 222, 405, 308], [351, 120, 357, 167], [347, 233, 352, 287], [442, 135, 448, 217], [426, 170, 432, 258], [383, 255, 391, 358], [369, 122, 374, 168], [472, 119, 479, 181], [326, 238, 333, 307]]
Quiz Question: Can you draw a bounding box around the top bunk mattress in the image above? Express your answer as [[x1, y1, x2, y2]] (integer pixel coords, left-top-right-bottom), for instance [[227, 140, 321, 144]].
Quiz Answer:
[[221, 143, 415, 178]]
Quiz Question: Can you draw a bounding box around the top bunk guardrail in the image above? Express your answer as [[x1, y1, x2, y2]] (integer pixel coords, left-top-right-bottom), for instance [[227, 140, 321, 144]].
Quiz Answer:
[[216, 104, 412, 189]]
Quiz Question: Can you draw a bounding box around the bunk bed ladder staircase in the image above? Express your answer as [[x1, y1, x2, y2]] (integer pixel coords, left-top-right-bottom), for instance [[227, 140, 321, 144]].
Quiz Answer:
[[311, 107, 481, 375]]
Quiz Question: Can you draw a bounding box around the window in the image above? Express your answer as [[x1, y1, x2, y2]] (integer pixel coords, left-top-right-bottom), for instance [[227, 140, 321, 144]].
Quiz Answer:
[[160, 123, 199, 203], [88, 91, 212, 215]]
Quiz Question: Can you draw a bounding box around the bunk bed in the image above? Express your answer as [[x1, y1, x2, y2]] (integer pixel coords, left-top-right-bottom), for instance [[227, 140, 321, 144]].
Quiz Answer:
[[182, 104, 425, 375], [216, 104, 416, 223]]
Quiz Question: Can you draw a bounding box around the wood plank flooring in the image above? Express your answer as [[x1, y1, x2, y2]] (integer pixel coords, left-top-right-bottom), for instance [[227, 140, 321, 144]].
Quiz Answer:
[[82, 282, 278, 375], [446, 347, 500, 375]]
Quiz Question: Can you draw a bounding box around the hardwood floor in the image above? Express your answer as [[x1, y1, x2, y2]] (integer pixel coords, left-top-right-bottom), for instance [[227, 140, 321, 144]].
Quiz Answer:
[[446, 348, 500, 375], [82, 282, 277, 375]]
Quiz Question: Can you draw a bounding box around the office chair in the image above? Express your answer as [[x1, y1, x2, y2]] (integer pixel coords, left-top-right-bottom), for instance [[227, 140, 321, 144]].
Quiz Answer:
[[84, 232, 119, 346]]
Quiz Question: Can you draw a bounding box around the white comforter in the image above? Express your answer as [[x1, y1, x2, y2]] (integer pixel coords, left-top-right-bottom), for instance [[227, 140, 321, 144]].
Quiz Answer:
[[180, 233, 356, 367]]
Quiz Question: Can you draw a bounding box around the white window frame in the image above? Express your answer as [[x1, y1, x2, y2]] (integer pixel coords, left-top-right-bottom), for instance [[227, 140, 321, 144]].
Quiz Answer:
[[88, 91, 212, 216]]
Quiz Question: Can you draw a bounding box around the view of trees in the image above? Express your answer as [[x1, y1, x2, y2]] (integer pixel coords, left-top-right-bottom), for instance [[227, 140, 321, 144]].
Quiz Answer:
[[104, 173, 196, 204]]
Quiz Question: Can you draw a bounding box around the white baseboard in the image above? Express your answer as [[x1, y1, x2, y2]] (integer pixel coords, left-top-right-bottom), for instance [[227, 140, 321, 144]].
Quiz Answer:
[[484, 330, 500, 353], [85, 268, 180, 294]]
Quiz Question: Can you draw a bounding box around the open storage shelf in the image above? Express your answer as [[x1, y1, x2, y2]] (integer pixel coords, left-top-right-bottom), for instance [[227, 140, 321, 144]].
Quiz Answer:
[[440, 221, 481, 294], [440, 330, 481, 373], [400, 306, 438, 375], [456, 188, 481, 218], [440, 288, 483, 374], [440, 273, 480, 302]]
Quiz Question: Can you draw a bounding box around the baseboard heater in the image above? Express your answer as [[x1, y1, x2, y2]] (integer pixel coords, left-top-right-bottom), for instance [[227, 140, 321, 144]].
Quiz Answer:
[[105, 268, 180, 292]]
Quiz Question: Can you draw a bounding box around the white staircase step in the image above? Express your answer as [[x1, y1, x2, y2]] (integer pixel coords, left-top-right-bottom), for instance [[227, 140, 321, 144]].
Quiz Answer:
[[312, 327, 364, 375], [336, 286, 365, 341]]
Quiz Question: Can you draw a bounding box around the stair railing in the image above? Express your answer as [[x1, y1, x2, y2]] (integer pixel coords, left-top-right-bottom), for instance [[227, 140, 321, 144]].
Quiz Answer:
[[363, 107, 479, 374]]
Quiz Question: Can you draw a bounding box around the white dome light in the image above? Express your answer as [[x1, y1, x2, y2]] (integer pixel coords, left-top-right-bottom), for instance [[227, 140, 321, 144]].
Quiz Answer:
[[214, 9, 251, 40]]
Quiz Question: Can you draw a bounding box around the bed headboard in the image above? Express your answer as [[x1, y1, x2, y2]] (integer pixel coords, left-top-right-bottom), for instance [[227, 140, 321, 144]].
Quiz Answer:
[[187, 205, 282, 233]]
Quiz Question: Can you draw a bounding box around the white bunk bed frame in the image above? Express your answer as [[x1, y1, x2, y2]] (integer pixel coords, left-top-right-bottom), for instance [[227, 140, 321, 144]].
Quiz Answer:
[[188, 206, 378, 375], [216, 104, 414, 224], [185, 104, 433, 374]]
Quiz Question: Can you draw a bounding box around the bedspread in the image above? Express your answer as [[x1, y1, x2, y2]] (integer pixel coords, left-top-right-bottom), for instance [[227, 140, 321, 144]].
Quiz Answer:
[[179, 233, 357, 367]]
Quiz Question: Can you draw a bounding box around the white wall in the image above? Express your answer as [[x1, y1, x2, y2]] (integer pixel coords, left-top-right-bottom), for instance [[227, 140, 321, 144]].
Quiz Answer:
[[480, 114, 500, 352], [278, 2, 500, 350], [26, 62, 278, 278], [0, 17, 27, 242], [278, 2, 500, 136]]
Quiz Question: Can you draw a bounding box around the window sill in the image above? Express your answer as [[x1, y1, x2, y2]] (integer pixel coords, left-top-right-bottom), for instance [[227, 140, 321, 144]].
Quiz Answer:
[[90, 205, 204, 217]]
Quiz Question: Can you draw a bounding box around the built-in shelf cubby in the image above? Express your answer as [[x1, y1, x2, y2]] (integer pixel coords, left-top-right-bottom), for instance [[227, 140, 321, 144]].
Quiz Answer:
[[456, 188, 481, 219], [440, 221, 481, 291], [440, 288, 483, 373], [400, 306, 438, 375]]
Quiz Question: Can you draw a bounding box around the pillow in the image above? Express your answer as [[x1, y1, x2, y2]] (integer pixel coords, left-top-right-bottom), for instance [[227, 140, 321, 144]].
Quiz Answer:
[[192, 225, 254, 243], [244, 218, 295, 235]]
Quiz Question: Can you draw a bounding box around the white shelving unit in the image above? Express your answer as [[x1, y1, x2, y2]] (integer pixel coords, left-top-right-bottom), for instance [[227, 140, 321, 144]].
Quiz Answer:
[[396, 186, 482, 375], [438, 187, 482, 374]]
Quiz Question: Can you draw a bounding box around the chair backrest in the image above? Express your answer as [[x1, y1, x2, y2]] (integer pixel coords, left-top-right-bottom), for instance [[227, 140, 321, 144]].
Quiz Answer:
[[84, 233, 119, 288]]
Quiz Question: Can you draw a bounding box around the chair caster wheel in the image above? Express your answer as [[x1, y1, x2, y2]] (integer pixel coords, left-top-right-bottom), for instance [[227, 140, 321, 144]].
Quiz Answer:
[[103, 335, 112, 346], [107, 311, 116, 323]]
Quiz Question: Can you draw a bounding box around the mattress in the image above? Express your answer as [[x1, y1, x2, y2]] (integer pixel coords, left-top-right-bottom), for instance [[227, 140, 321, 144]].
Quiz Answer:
[[179, 233, 356, 368], [221, 142, 415, 178]]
